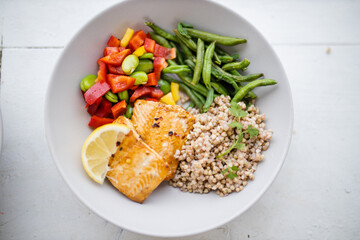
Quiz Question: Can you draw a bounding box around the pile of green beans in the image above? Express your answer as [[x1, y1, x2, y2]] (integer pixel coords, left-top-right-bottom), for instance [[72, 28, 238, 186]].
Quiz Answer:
[[145, 21, 277, 111]]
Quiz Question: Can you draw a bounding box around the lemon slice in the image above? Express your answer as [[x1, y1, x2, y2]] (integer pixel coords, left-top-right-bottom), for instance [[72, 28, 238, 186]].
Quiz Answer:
[[81, 124, 130, 184]]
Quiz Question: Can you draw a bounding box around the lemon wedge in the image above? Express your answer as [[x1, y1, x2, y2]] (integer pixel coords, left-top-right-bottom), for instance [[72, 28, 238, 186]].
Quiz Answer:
[[81, 124, 130, 184]]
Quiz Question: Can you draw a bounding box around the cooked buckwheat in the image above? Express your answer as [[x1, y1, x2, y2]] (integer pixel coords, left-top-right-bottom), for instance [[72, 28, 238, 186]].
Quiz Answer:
[[169, 95, 272, 196]]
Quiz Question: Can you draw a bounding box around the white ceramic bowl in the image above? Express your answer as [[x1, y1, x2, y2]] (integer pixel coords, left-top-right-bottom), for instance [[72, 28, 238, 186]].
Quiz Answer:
[[45, 0, 293, 237]]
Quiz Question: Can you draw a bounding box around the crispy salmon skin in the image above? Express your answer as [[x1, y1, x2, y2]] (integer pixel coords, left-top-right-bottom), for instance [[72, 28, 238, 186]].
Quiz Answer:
[[131, 100, 195, 180]]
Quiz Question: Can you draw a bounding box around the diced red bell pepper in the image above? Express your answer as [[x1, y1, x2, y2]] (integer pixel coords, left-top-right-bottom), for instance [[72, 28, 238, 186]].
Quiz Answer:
[[129, 30, 146, 51], [88, 116, 114, 129], [107, 35, 121, 47], [153, 44, 176, 60], [84, 81, 111, 105], [153, 57, 168, 80], [130, 85, 139, 90], [129, 86, 164, 102], [146, 32, 151, 38], [107, 74, 135, 93], [146, 98, 159, 102], [154, 44, 168, 58], [148, 88, 164, 99], [94, 98, 112, 118], [118, 47, 126, 52], [100, 49, 131, 66], [145, 73, 158, 86], [166, 48, 176, 60], [111, 100, 127, 119], [104, 47, 119, 56], [97, 59, 107, 82], [107, 65, 126, 75], [144, 38, 156, 53], [87, 98, 102, 115]]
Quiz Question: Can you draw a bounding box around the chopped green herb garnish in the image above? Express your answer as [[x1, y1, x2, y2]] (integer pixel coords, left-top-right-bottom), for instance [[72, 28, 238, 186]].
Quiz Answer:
[[227, 172, 237, 180], [229, 121, 243, 130], [231, 166, 239, 171], [229, 102, 247, 119], [220, 161, 239, 180], [246, 125, 259, 138], [217, 104, 260, 159]]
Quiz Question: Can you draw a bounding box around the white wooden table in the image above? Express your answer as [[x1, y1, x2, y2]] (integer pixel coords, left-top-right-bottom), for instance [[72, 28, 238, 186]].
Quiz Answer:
[[1, 0, 360, 239]]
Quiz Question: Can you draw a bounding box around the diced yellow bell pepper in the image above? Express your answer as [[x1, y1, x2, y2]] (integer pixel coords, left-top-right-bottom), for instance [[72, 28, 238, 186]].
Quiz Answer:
[[160, 92, 176, 105], [133, 46, 146, 57], [171, 82, 179, 102], [120, 28, 134, 47]]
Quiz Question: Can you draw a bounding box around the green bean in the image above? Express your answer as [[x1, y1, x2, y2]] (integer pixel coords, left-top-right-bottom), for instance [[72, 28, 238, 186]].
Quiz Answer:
[[192, 38, 205, 84], [158, 79, 171, 94], [167, 59, 178, 66], [130, 71, 148, 85], [122, 55, 139, 75], [211, 63, 239, 92], [125, 104, 133, 119], [104, 90, 118, 103], [230, 70, 257, 99], [236, 73, 264, 82], [135, 59, 154, 73], [179, 83, 203, 110], [245, 91, 257, 99], [177, 22, 191, 39], [218, 55, 234, 64], [162, 65, 192, 74], [173, 29, 197, 51], [213, 52, 221, 65], [192, 90, 206, 105], [180, 22, 193, 28], [80, 74, 96, 92], [118, 90, 129, 102], [232, 53, 240, 60], [212, 63, 263, 83], [161, 74, 182, 84], [162, 74, 208, 97], [205, 43, 224, 65], [229, 70, 241, 76], [202, 87, 214, 113], [184, 28, 247, 46], [186, 101, 195, 110], [161, 59, 208, 96], [139, 53, 154, 59], [202, 41, 216, 89], [148, 32, 171, 48], [210, 82, 230, 96], [222, 58, 250, 71], [231, 79, 277, 103], [184, 59, 195, 70], [145, 22, 178, 42], [169, 42, 184, 65], [215, 46, 231, 56], [177, 38, 194, 59]]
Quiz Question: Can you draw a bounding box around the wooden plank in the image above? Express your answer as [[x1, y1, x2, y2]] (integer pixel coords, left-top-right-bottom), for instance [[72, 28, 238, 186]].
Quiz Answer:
[[1, 0, 359, 47], [227, 45, 360, 239], [1, 45, 359, 238], [0, 49, 122, 239], [229, 0, 360, 45]]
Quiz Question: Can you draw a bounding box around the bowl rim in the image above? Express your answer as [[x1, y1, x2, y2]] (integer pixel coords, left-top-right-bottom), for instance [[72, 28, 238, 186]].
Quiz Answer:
[[44, 0, 294, 237]]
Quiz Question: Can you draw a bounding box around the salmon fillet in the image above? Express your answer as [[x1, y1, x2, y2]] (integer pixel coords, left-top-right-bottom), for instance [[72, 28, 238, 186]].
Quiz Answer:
[[131, 100, 195, 180], [107, 117, 169, 203]]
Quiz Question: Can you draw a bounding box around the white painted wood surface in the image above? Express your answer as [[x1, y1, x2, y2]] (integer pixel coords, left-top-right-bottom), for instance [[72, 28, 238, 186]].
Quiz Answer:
[[1, 0, 359, 239]]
